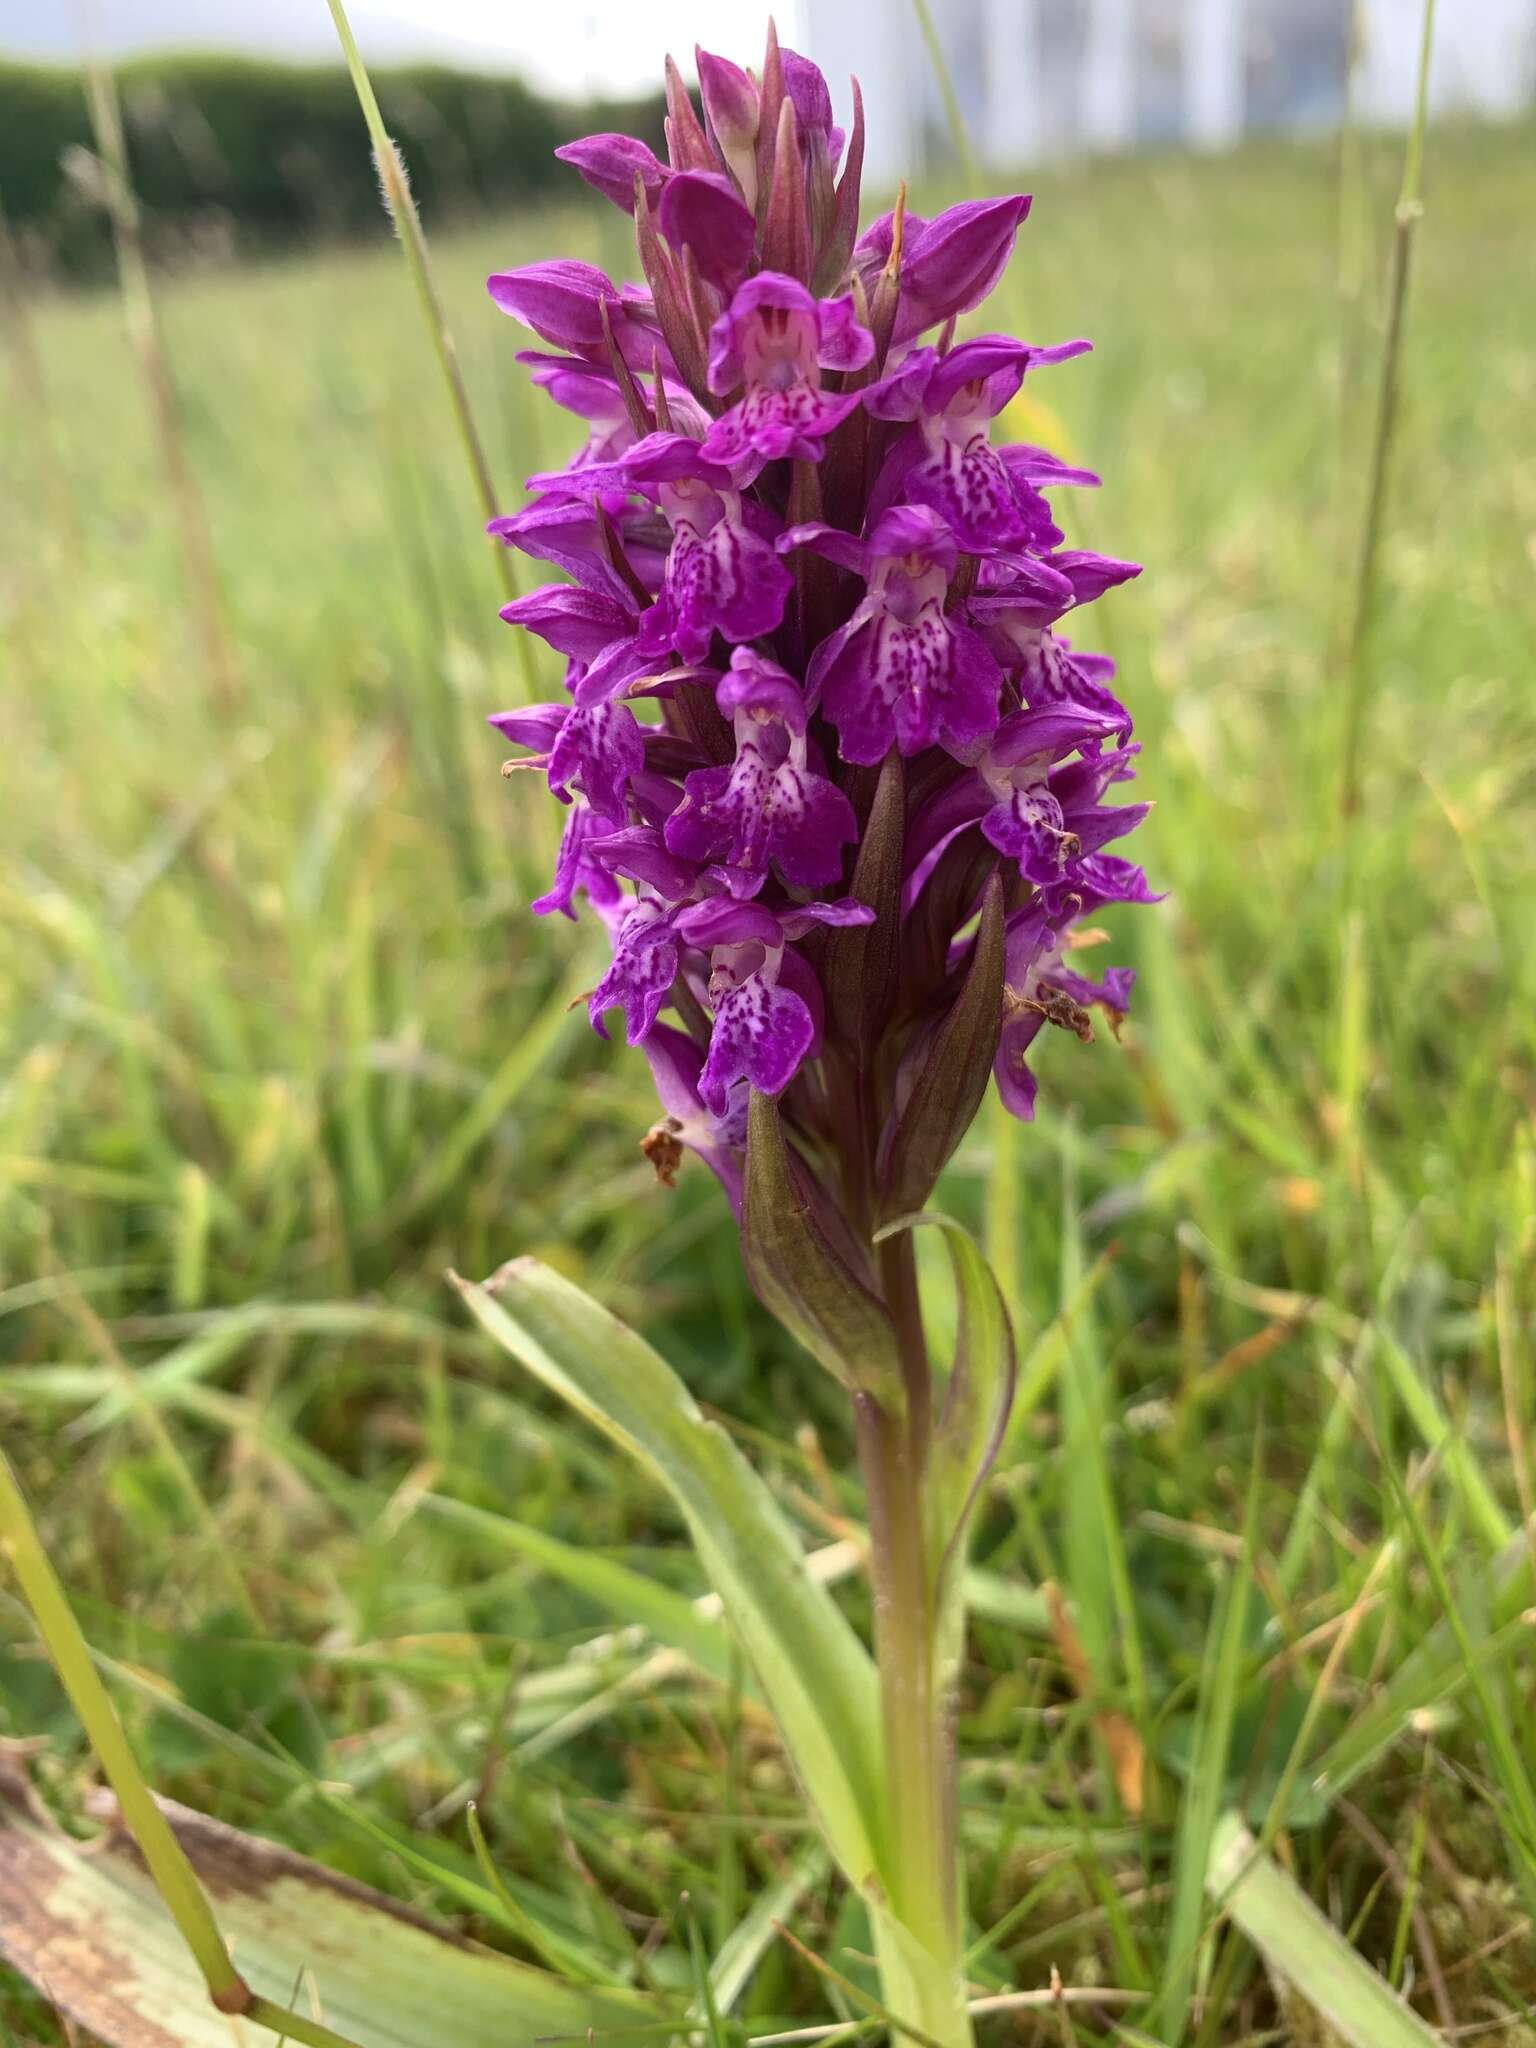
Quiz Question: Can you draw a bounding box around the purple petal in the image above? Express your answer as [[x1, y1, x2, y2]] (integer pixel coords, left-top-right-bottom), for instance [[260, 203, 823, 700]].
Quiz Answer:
[[778, 899, 876, 937], [658, 171, 757, 290], [532, 803, 624, 920], [589, 899, 679, 1044], [675, 897, 783, 950], [994, 1008, 1045, 1121], [659, 497, 793, 661], [696, 47, 760, 161], [894, 194, 1032, 344], [501, 585, 634, 661], [487, 703, 566, 753], [863, 347, 937, 422], [1048, 549, 1144, 604], [815, 294, 875, 372], [780, 47, 836, 148], [555, 133, 670, 214], [640, 1021, 744, 1216], [547, 700, 645, 819], [700, 973, 815, 1113], [775, 519, 866, 575], [1002, 443, 1102, 491], [588, 824, 699, 899]]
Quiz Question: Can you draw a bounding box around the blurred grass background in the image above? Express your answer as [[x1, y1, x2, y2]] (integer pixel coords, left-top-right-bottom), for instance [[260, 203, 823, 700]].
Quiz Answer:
[[2, 112, 1536, 2042]]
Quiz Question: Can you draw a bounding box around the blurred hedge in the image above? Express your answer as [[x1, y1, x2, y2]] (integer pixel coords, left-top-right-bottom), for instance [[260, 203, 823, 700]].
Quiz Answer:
[[0, 56, 664, 275]]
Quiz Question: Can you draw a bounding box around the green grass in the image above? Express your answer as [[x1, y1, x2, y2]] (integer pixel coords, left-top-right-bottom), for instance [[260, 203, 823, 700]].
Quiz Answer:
[[3, 118, 1536, 2043]]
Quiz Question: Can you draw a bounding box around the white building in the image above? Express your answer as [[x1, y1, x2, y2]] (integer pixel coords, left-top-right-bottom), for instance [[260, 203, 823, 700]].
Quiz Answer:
[[798, 0, 1536, 185]]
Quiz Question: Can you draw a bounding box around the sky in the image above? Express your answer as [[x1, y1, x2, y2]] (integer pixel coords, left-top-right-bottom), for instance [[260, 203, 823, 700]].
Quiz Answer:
[[1, 0, 802, 91]]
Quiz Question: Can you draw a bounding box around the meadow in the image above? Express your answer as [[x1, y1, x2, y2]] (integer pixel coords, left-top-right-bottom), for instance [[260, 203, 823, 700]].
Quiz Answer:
[[2, 115, 1535, 2044]]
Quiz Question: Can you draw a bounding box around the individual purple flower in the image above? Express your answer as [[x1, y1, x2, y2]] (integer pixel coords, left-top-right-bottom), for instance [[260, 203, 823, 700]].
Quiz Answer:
[[701, 274, 873, 482], [499, 583, 657, 708], [664, 647, 857, 894], [674, 896, 872, 1115], [994, 906, 1135, 1121], [855, 195, 1031, 346], [532, 801, 626, 922], [631, 439, 793, 661], [589, 894, 683, 1043], [903, 705, 1151, 911], [867, 335, 1091, 554], [533, 432, 793, 664], [489, 699, 645, 824], [787, 506, 1003, 763]]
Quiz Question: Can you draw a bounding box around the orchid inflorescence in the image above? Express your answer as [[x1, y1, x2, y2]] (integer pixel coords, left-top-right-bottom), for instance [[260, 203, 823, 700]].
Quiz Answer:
[[485, 24, 1154, 1337]]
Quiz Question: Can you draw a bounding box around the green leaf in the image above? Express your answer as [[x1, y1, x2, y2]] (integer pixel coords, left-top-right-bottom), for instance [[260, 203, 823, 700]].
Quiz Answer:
[[1206, 1811, 1442, 2048], [420, 1491, 733, 1679], [822, 747, 906, 1049], [878, 1212, 1016, 1585], [742, 1089, 901, 1396], [0, 1760, 666, 2048], [878, 873, 1005, 1220], [451, 1257, 887, 1890]]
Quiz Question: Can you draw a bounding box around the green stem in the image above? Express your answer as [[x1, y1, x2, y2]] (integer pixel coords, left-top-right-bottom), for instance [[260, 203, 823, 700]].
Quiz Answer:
[[1337, 0, 1437, 822], [324, 0, 525, 614], [854, 1234, 972, 2048]]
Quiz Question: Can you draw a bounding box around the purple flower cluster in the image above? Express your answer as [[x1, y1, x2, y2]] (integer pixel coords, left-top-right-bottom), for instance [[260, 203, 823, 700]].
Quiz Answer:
[[486, 28, 1154, 1234]]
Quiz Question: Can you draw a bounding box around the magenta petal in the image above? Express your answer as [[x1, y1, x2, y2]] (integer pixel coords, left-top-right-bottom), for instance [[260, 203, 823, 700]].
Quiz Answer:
[[700, 974, 815, 1114], [555, 133, 670, 214], [994, 1009, 1044, 1121], [640, 1022, 744, 1216], [500, 585, 633, 661], [658, 171, 757, 290], [894, 194, 1032, 344], [588, 899, 679, 1044], [546, 701, 645, 819]]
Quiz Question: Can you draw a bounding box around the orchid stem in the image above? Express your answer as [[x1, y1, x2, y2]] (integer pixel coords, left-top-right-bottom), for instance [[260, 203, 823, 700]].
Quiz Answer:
[[855, 1232, 973, 2048]]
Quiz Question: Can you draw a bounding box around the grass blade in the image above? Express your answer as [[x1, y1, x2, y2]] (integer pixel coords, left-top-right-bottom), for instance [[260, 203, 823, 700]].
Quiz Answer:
[[1206, 1813, 1441, 2048]]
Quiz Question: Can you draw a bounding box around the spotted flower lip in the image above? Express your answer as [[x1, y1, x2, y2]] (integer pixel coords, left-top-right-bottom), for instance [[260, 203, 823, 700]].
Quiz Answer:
[[663, 647, 858, 895], [785, 506, 1004, 763], [486, 27, 1153, 1215]]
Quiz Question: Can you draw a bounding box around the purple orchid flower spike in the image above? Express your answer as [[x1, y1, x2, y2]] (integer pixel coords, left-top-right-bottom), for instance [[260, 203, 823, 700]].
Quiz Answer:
[[484, 23, 1152, 1268]]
